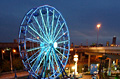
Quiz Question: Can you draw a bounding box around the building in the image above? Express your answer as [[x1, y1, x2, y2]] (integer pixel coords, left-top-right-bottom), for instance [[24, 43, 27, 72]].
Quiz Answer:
[[111, 36, 117, 46]]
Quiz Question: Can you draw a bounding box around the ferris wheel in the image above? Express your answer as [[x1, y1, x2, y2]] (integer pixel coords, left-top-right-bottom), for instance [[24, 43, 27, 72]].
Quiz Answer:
[[19, 5, 70, 78]]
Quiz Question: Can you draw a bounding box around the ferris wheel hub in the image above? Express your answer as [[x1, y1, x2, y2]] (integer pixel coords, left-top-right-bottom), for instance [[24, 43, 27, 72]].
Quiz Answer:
[[54, 42, 58, 48]]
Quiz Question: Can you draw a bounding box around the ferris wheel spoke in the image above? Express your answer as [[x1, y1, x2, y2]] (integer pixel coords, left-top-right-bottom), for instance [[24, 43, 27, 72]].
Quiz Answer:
[[37, 66, 42, 74], [53, 15, 60, 37], [52, 48, 64, 73], [49, 53, 55, 75], [40, 9, 49, 39], [54, 31, 68, 42], [51, 10, 55, 39], [50, 59, 57, 77], [47, 52, 51, 70], [26, 38, 40, 43], [33, 16, 48, 40], [28, 30, 40, 40], [57, 40, 69, 44], [30, 47, 47, 64], [52, 48, 61, 72], [32, 48, 49, 72], [39, 48, 51, 77], [35, 53, 46, 72], [25, 48, 41, 63], [31, 22, 44, 38], [26, 45, 47, 52], [46, 8, 50, 37], [36, 48, 49, 74], [55, 53, 64, 66], [51, 53, 57, 73], [28, 28, 41, 40], [31, 23, 38, 33], [31, 54, 44, 72], [56, 47, 69, 51], [53, 23, 65, 42], [54, 48, 67, 58], [28, 25, 48, 43]]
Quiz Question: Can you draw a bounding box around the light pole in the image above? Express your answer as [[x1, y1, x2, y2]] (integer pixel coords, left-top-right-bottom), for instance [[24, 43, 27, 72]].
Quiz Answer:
[[68, 54, 71, 76], [96, 24, 101, 46], [2, 48, 16, 71], [2, 50, 5, 60], [74, 54, 78, 76], [10, 51, 13, 71], [10, 49, 16, 71]]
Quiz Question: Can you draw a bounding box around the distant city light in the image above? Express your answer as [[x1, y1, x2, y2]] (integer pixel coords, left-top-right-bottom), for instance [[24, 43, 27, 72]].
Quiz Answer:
[[66, 67, 68, 70], [70, 48, 73, 51]]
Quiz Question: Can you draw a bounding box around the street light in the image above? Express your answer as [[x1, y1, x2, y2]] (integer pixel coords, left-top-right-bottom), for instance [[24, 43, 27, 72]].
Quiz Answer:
[[13, 49, 16, 53], [2, 48, 16, 71], [10, 49, 16, 71], [2, 50, 5, 60], [74, 54, 78, 76], [96, 24, 101, 46]]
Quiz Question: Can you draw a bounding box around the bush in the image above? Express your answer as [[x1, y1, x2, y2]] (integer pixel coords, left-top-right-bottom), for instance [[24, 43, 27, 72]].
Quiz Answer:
[[13, 58, 24, 70], [1, 58, 24, 72], [2, 60, 11, 72]]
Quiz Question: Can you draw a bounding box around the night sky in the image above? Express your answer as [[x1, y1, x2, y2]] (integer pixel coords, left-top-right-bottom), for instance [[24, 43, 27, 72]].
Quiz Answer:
[[0, 0, 120, 45]]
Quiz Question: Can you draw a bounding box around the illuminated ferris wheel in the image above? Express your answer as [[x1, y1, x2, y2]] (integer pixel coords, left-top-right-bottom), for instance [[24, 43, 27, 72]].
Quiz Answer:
[[19, 5, 70, 78]]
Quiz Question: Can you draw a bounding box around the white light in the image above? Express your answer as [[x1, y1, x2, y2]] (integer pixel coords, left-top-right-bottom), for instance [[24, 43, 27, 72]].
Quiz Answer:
[[97, 64, 99, 66], [54, 42, 58, 48], [74, 54, 78, 61], [74, 58, 78, 61], [74, 55, 78, 58], [72, 66, 75, 69], [113, 61, 115, 65]]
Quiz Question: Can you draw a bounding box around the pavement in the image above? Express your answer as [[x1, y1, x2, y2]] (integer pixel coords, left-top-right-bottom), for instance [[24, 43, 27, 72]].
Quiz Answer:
[[0, 72, 92, 79], [0, 71, 117, 79], [79, 75, 92, 79], [0, 71, 29, 79]]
